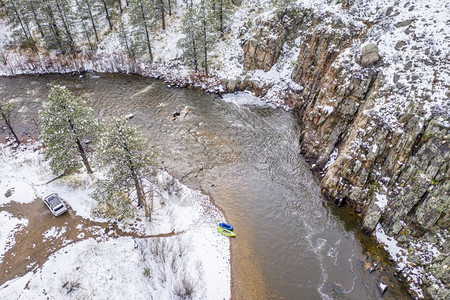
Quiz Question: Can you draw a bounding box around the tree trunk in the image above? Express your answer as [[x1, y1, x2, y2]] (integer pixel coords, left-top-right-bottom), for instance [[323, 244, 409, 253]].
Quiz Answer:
[[191, 33, 198, 72], [159, 0, 165, 30], [44, 4, 63, 50], [1, 112, 20, 145], [68, 117, 93, 174], [132, 171, 144, 206], [219, 0, 224, 38], [139, 0, 153, 61], [124, 143, 149, 219], [76, 138, 93, 174], [84, 0, 99, 43], [81, 16, 94, 51], [8, 0, 30, 40], [101, 0, 113, 30], [29, 2, 45, 38], [54, 0, 74, 51], [122, 25, 134, 60], [75, 0, 94, 51], [202, 5, 208, 76]]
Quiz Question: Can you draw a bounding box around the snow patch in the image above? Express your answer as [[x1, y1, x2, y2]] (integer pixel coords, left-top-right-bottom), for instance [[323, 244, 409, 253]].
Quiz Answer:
[[0, 211, 28, 263], [374, 193, 388, 210]]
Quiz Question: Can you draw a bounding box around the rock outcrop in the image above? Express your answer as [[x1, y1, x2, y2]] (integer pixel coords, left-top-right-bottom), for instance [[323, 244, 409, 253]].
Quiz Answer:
[[242, 6, 312, 71], [238, 2, 449, 298]]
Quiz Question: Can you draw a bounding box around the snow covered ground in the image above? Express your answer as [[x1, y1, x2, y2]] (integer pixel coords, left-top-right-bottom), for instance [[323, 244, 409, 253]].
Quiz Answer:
[[0, 211, 28, 264], [0, 144, 230, 299]]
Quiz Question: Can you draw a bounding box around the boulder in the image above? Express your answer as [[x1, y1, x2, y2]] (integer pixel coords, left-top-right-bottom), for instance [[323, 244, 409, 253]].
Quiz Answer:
[[361, 43, 380, 66], [362, 209, 382, 233]]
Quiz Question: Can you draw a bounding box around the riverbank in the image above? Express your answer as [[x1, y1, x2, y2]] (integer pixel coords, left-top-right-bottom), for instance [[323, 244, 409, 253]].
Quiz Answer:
[[0, 142, 230, 299]]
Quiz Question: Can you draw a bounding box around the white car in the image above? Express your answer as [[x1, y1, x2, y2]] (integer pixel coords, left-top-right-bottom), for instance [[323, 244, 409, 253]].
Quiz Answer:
[[43, 193, 68, 216]]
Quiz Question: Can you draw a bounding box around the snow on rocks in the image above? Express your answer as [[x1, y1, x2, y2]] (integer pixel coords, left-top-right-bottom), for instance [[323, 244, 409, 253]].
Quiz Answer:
[[375, 224, 448, 299]]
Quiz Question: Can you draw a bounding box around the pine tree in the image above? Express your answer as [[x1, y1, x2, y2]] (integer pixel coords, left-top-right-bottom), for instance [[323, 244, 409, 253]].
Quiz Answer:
[[167, 0, 174, 16], [179, 0, 218, 76], [39, 86, 99, 175], [154, 0, 166, 30], [23, 0, 46, 39], [0, 101, 20, 145], [93, 117, 156, 220], [129, 0, 154, 61], [75, 0, 95, 51], [3, 0, 34, 44], [78, 0, 100, 43], [40, 1, 66, 52], [211, 0, 233, 38], [99, 0, 113, 30], [53, 0, 76, 52], [118, 17, 136, 60], [178, 7, 199, 71]]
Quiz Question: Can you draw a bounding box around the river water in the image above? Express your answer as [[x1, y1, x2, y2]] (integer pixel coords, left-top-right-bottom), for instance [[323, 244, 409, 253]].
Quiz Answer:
[[0, 73, 409, 299]]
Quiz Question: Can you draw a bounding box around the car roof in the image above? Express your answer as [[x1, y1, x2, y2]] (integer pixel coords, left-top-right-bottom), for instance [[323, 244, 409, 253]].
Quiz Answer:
[[47, 195, 62, 207]]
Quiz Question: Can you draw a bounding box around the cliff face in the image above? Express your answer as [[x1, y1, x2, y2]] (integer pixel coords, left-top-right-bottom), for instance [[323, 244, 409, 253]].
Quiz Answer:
[[238, 2, 449, 298]]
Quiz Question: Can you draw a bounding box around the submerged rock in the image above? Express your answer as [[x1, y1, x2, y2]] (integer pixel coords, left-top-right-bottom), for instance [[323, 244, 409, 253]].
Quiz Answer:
[[377, 282, 388, 295]]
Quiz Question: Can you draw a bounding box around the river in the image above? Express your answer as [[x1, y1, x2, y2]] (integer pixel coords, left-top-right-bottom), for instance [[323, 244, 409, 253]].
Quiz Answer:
[[0, 73, 409, 299]]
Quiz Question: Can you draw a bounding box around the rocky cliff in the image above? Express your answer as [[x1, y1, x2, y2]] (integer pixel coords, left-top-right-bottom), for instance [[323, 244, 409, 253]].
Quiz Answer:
[[0, 0, 448, 298], [238, 1, 449, 298]]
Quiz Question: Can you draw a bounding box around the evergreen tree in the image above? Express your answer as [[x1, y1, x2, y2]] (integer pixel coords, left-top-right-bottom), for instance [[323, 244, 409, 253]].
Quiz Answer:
[[179, 0, 218, 76], [75, 0, 95, 51], [178, 7, 199, 71], [39, 85, 99, 175], [3, 0, 34, 44], [93, 117, 156, 220], [167, 0, 174, 16], [40, 1, 67, 52], [211, 0, 232, 38], [53, 0, 76, 52], [118, 17, 136, 59], [0, 101, 20, 145], [99, 0, 113, 30], [23, 0, 46, 38], [129, 0, 154, 60], [78, 0, 101, 43], [154, 0, 166, 30]]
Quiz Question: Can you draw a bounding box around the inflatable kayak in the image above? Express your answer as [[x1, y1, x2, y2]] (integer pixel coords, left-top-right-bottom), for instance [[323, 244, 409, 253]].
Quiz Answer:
[[219, 222, 234, 231], [217, 227, 236, 237]]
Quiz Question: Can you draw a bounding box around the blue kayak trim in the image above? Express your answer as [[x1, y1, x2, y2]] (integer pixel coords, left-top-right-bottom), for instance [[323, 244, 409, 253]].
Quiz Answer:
[[219, 222, 234, 231]]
